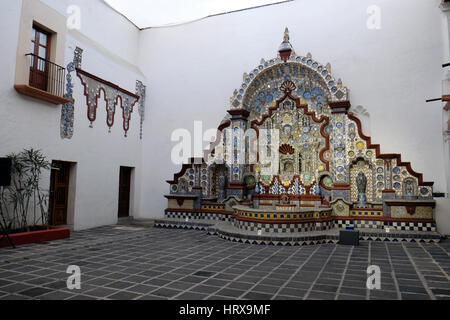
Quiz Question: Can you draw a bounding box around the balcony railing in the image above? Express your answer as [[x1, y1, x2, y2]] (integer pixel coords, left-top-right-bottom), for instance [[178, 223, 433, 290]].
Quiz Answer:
[[26, 53, 66, 98]]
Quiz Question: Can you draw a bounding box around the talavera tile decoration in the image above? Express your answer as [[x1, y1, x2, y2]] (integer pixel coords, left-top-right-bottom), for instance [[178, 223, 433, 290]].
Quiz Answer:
[[159, 29, 439, 245], [60, 48, 146, 139], [60, 47, 83, 139]]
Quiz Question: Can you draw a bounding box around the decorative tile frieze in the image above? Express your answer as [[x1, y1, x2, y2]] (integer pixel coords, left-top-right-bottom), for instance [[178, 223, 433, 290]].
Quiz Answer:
[[76, 68, 140, 137]]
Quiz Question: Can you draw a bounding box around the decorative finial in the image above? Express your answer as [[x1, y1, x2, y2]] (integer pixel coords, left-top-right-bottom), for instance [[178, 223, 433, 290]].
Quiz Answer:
[[284, 27, 289, 42], [279, 27, 293, 63]]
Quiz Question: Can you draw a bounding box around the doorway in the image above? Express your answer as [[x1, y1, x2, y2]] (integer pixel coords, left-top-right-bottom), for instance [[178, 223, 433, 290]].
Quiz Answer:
[[29, 25, 51, 92], [118, 167, 133, 218], [49, 161, 71, 226]]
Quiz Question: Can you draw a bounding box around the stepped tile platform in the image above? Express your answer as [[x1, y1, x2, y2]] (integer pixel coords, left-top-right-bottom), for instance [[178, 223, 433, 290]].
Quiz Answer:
[[211, 222, 441, 246], [155, 218, 216, 231], [154, 218, 442, 246]]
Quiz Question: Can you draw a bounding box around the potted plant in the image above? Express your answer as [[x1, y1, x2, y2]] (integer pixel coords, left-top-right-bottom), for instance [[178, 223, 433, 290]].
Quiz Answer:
[[0, 148, 70, 248]]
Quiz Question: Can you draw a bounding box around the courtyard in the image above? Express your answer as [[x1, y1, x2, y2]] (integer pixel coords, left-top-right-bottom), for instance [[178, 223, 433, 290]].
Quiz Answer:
[[0, 226, 449, 300]]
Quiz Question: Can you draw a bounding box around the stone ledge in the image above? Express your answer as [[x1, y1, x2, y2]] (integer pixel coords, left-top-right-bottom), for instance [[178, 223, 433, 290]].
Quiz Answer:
[[14, 84, 70, 105]]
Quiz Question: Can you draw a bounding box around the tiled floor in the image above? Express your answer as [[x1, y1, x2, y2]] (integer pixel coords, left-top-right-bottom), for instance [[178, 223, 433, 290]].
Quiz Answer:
[[0, 226, 449, 300]]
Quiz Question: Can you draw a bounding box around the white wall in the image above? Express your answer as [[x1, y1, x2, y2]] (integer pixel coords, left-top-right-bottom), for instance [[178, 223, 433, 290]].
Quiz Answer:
[[41, 0, 140, 66], [439, 2, 450, 235], [0, 0, 145, 230], [138, 0, 450, 233]]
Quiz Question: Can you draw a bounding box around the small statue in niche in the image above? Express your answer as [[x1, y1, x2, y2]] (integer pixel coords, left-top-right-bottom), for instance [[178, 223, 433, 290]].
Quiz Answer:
[[356, 172, 367, 193], [280, 194, 290, 205], [320, 196, 331, 208], [282, 100, 292, 111], [282, 125, 292, 137], [301, 116, 310, 128], [405, 180, 415, 197], [356, 171, 367, 206], [254, 181, 260, 195], [305, 159, 313, 174], [283, 161, 294, 173], [406, 180, 414, 196], [254, 168, 261, 195], [179, 180, 188, 194]]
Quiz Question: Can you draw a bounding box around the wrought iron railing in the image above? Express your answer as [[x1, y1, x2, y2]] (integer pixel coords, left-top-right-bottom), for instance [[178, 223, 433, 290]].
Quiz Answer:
[[26, 53, 66, 98]]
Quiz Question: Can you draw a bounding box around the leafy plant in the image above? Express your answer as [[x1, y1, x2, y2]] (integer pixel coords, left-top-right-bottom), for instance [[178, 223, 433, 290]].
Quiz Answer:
[[0, 148, 50, 233]]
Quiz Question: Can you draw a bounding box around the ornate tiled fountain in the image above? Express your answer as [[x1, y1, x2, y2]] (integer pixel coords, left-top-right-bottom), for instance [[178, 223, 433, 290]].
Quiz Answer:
[[157, 29, 440, 245]]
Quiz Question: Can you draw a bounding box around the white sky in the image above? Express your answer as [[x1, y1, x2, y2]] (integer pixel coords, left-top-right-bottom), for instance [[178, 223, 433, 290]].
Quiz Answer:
[[104, 0, 290, 29]]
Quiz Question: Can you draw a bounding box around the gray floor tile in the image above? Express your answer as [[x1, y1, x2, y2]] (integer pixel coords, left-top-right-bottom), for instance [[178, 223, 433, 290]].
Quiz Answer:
[[191, 285, 220, 294], [203, 279, 229, 287], [279, 288, 307, 298], [39, 290, 75, 300], [307, 291, 336, 300], [1, 294, 32, 300], [107, 291, 140, 300], [175, 291, 208, 300], [398, 285, 428, 295], [369, 290, 398, 300], [337, 294, 366, 300], [215, 288, 245, 298], [104, 281, 135, 290], [19, 287, 53, 297], [274, 295, 301, 300], [243, 292, 272, 300], [1, 283, 36, 294], [152, 288, 182, 298], [68, 294, 97, 300], [126, 284, 159, 294], [137, 294, 168, 300], [206, 295, 234, 300], [226, 281, 254, 291], [85, 287, 117, 298], [339, 286, 367, 296], [252, 284, 280, 294], [401, 293, 431, 300], [1, 226, 449, 301]]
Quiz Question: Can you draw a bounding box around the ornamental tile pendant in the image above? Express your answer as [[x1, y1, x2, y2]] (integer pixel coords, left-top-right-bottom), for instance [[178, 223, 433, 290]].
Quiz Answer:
[[77, 74, 102, 126], [60, 47, 83, 139], [120, 94, 134, 137], [136, 80, 146, 140], [105, 88, 119, 132], [76, 67, 140, 137]]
